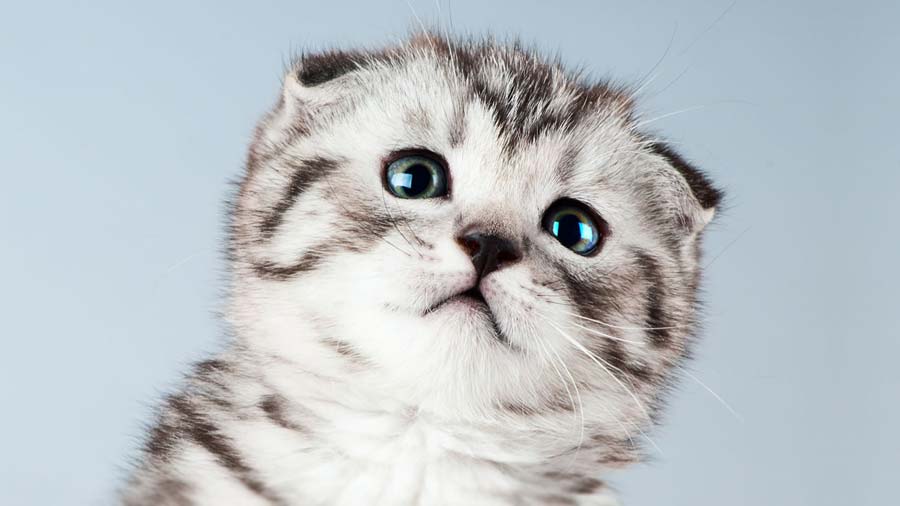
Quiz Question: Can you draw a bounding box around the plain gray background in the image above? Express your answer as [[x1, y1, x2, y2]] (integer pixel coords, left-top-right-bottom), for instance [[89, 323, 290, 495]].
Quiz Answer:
[[1, 1, 897, 505]]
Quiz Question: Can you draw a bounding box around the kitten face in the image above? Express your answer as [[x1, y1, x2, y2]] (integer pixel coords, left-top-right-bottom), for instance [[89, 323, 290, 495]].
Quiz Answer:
[[229, 35, 720, 445]]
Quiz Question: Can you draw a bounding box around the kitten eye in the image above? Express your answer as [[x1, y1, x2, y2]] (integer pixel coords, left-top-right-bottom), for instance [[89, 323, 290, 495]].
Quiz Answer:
[[543, 199, 606, 256], [385, 153, 448, 199]]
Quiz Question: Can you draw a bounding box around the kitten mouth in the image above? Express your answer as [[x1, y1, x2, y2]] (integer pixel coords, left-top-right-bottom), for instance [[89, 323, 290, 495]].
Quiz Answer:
[[425, 286, 489, 314], [459, 287, 487, 305], [423, 286, 511, 346]]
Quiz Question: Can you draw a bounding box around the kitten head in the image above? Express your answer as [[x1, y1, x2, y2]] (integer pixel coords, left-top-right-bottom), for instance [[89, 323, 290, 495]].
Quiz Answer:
[[227, 33, 721, 456]]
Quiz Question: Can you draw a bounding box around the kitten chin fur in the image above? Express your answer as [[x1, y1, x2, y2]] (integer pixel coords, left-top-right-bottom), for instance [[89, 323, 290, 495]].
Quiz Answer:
[[121, 31, 722, 506]]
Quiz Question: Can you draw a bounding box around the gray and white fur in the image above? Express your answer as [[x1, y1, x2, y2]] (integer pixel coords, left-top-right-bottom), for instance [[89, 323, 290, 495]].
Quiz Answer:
[[121, 32, 722, 505]]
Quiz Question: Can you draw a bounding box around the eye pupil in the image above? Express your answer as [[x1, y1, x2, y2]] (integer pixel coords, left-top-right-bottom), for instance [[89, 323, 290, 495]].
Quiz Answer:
[[554, 214, 586, 247], [401, 163, 432, 196]]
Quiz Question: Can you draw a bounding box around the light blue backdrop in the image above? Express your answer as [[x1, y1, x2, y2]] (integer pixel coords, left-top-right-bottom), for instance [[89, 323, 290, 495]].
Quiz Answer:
[[1, 1, 897, 505]]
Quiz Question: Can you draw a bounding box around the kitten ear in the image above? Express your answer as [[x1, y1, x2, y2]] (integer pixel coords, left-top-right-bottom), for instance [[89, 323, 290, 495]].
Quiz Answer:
[[295, 50, 369, 86], [276, 50, 372, 114], [281, 67, 308, 103], [252, 51, 371, 161], [649, 142, 723, 229]]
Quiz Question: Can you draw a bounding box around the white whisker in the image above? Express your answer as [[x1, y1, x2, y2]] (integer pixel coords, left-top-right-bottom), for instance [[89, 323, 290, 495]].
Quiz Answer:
[[632, 23, 678, 97], [565, 311, 688, 332], [528, 288, 687, 332], [538, 315, 663, 456], [634, 105, 709, 128], [405, 0, 430, 39], [704, 225, 751, 269], [532, 314, 637, 451], [533, 330, 586, 451], [678, 0, 738, 56], [680, 368, 743, 422], [564, 319, 645, 345], [543, 320, 651, 421]]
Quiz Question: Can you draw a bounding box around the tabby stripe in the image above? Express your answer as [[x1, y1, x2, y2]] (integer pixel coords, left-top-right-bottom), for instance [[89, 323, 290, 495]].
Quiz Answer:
[[194, 358, 232, 377], [447, 98, 467, 148], [320, 337, 371, 366], [145, 419, 179, 462], [259, 157, 340, 238], [252, 204, 402, 281], [122, 478, 192, 506], [542, 471, 606, 494], [536, 494, 577, 505], [559, 267, 619, 338], [252, 250, 327, 280], [556, 146, 579, 183], [169, 396, 285, 505], [603, 339, 655, 383], [259, 394, 308, 433], [633, 249, 672, 347]]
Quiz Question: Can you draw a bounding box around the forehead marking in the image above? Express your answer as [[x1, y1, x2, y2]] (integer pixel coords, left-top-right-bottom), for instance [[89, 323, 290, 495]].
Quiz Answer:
[[556, 145, 580, 183], [448, 97, 468, 148]]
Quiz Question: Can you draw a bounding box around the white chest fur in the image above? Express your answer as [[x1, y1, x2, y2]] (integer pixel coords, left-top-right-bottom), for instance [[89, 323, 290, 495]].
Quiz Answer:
[[200, 394, 617, 506]]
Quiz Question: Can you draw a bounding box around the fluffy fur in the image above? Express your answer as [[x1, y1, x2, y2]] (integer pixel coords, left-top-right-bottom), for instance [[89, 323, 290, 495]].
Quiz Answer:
[[121, 32, 722, 505]]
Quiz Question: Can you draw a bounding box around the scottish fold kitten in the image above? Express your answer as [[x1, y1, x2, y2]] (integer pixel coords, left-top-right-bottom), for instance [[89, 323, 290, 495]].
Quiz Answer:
[[121, 32, 722, 505]]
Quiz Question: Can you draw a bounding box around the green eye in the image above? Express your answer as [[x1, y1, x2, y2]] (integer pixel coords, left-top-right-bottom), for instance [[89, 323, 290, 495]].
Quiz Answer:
[[385, 153, 448, 199], [543, 199, 605, 256]]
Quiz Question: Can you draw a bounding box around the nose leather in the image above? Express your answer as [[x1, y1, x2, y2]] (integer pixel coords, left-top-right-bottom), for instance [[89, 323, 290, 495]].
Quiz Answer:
[[457, 232, 521, 279]]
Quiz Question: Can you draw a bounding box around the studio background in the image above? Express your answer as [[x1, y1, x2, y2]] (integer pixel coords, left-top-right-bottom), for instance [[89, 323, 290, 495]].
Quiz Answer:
[[1, 1, 897, 505]]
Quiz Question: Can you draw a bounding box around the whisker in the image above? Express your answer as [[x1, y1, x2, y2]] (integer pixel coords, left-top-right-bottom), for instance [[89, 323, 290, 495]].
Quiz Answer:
[[538, 316, 662, 455], [565, 311, 688, 332], [532, 314, 638, 452], [704, 225, 751, 269], [634, 104, 710, 128], [645, 63, 693, 100], [544, 317, 664, 455], [678, 367, 743, 422], [528, 289, 688, 333], [542, 320, 652, 421], [152, 249, 211, 289], [632, 23, 678, 97], [532, 329, 586, 452], [405, 0, 430, 40], [678, 0, 738, 56], [635, 99, 757, 129], [399, 211, 429, 249], [562, 320, 646, 345], [380, 189, 423, 257]]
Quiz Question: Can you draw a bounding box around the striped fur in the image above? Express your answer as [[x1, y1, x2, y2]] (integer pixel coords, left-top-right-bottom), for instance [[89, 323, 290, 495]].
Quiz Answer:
[[122, 32, 721, 505]]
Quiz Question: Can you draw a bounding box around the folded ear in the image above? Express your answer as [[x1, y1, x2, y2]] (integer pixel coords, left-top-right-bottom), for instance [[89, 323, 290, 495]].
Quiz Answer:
[[295, 49, 371, 86], [649, 142, 723, 229], [281, 49, 371, 104], [249, 50, 374, 168]]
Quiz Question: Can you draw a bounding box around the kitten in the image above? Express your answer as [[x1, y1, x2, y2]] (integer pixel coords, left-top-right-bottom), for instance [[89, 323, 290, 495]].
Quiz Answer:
[[121, 32, 722, 506]]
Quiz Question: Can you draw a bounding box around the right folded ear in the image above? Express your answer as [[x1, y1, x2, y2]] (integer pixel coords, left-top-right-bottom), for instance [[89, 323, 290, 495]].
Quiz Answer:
[[247, 50, 374, 174], [295, 49, 370, 87], [281, 50, 365, 106]]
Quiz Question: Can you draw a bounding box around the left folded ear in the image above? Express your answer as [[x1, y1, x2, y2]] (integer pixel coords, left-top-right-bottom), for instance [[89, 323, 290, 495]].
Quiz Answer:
[[649, 142, 723, 230]]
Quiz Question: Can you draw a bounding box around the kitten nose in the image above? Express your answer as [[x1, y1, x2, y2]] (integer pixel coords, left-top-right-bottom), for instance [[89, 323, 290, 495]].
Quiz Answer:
[[456, 232, 521, 279]]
